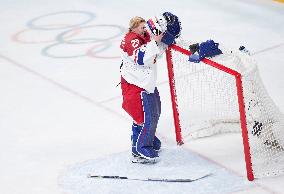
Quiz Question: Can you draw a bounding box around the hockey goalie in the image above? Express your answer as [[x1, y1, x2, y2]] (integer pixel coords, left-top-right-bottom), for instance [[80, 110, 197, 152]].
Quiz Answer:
[[119, 12, 182, 163]]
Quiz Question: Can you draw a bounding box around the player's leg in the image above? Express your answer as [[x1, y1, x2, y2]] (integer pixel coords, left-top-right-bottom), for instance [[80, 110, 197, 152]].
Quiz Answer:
[[136, 91, 158, 161], [131, 122, 143, 157], [120, 79, 146, 159], [152, 87, 161, 151]]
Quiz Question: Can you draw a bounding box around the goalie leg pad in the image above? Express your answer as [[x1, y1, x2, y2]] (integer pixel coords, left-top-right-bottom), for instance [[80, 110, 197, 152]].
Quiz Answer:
[[154, 88, 161, 117], [153, 136, 161, 151], [136, 91, 158, 159], [131, 123, 143, 157], [153, 88, 161, 151]]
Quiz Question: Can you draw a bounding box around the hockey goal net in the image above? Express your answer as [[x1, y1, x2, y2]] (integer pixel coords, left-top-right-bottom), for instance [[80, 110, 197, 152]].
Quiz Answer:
[[166, 40, 284, 181]]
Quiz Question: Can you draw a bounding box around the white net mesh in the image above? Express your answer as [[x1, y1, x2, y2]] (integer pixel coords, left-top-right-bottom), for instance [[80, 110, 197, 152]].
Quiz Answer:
[[169, 39, 284, 178]]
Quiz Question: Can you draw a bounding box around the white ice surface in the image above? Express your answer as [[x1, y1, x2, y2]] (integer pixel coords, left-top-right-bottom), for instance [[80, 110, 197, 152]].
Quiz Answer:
[[0, 0, 284, 194], [59, 146, 250, 194]]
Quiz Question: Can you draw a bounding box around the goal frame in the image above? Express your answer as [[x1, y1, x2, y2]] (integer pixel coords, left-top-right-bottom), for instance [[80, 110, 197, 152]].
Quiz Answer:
[[166, 44, 254, 181]]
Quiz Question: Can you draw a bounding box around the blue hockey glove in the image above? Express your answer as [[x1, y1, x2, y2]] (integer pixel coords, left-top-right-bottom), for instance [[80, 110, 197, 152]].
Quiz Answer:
[[188, 53, 201, 63], [189, 43, 199, 54], [199, 40, 222, 59], [162, 12, 181, 38], [189, 40, 222, 63], [161, 31, 175, 45]]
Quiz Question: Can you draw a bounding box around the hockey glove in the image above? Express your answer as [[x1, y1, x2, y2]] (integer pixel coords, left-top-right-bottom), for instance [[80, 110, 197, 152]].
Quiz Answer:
[[199, 40, 222, 59], [161, 30, 175, 45], [189, 40, 222, 63], [189, 43, 199, 54], [188, 53, 201, 63]]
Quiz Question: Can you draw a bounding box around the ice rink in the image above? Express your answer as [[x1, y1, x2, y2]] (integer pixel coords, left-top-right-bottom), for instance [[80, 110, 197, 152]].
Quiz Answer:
[[0, 0, 284, 193]]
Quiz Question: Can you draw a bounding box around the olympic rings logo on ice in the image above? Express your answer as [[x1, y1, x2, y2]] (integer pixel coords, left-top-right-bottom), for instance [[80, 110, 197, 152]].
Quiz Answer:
[[12, 10, 127, 59]]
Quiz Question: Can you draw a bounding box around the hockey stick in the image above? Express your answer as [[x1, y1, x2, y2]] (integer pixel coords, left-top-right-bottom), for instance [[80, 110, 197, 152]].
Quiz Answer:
[[87, 173, 212, 183]]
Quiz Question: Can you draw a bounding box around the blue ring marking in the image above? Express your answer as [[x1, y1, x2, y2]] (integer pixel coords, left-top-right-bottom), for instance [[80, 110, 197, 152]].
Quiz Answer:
[[41, 41, 112, 59], [55, 24, 127, 44], [27, 10, 95, 30]]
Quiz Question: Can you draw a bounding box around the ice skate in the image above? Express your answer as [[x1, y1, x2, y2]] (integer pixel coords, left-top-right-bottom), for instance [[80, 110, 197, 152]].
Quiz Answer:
[[131, 153, 158, 164]]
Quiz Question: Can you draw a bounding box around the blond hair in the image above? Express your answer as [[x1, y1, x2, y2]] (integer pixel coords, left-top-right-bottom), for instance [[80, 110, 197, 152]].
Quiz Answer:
[[129, 16, 145, 32]]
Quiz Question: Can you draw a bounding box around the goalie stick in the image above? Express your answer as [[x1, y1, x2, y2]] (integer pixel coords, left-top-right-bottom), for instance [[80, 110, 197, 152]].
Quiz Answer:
[[87, 173, 212, 183]]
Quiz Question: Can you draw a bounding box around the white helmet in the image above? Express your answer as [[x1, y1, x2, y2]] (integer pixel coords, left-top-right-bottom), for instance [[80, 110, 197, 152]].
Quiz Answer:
[[146, 12, 181, 38]]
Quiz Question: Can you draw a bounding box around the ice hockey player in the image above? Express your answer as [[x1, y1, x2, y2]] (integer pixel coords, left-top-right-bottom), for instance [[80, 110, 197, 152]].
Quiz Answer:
[[119, 12, 182, 163]]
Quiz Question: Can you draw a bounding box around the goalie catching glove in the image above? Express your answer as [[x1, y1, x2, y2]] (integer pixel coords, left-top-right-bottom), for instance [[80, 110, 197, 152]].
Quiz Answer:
[[189, 40, 222, 63]]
